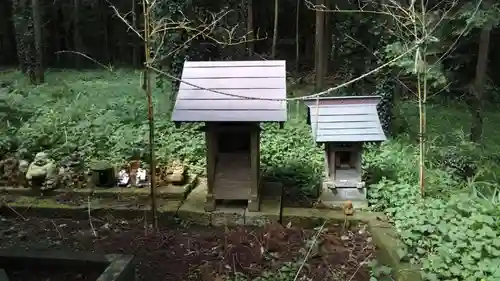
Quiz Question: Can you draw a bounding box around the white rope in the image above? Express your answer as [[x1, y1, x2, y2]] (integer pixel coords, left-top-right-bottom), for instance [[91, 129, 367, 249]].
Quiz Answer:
[[150, 43, 418, 102]]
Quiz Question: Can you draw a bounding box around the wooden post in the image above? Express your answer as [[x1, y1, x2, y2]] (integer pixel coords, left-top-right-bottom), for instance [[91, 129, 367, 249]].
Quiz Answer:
[[356, 143, 363, 175], [205, 123, 216, 211], [323, 144, 330, 180], [248, 123, 260, 211], [330, 144, 336, 182]]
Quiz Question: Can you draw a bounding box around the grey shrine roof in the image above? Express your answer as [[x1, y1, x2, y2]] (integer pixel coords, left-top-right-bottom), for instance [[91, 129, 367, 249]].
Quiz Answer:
[[304, 96, 387, 143], [171, 60, 287, 122]]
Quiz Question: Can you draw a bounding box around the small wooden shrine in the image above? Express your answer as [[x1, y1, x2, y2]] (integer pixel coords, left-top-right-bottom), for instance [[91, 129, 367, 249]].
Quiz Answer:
[[304, 96, 386, 208], [171, 60, 287, 211]]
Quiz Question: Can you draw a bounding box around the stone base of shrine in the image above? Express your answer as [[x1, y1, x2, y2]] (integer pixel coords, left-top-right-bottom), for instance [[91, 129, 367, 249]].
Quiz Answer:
[[318, 181, 368, 209]]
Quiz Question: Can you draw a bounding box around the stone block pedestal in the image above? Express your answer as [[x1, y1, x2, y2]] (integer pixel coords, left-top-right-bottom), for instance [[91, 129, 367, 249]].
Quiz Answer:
[[318, 180, 368, 209]]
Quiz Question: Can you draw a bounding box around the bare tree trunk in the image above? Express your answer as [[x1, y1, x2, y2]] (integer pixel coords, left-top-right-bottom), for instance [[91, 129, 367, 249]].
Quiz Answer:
[[469, 19, 492, 142], [101, 0, 110, 63], [314, 0, 325, 90], [323, 0, 331, 79], [13, 0, 36, 83], [246, 0, 254, 56], [141, 0, 158, 231], [11, 0, 27, 72], [295, 0, 300, 72], [73, 0, 82, 67], [1, 1, 15, 65], [52, 5, 62, 66], [271, 0, 278, 58], [31, 0, 44, 83], [132, 0, 139, 67]]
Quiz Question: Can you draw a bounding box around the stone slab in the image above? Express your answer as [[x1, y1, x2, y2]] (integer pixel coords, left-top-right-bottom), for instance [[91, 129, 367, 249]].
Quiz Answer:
[[319, 182, 368, 210], [0, 250, 135, 281], [104, 254, 136, 281], [157, 199, 183, 214], [177, 183, 211, 226], [245, 199, 281, 226], [0, 174, 198, 201], [0, 269, 7, 281], [281, 207, 378, 228], [211, 207, 245, 226], [369, 221, 422, 281]]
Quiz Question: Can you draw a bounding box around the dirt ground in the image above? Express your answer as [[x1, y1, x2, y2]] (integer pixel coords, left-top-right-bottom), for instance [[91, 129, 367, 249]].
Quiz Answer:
[[0, 214, 374, 281]]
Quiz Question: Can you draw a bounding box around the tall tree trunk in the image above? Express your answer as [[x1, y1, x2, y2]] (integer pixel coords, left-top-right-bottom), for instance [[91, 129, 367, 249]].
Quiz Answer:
[[469, 19, 492, 142], [73, 0, 82, 67], [246, 0, 254, 56], [11, 0, 27, 73], [31, 0, 44, 83], [314, 0, 326, 90], [132, 0, 139, 67], [13, 0, 36, 82], [323, 0, 331, 79], [271, 0, 278, 58], [3, 1, 16, 65], [101, 0, 110, 63], [52, 5, 61, 66], [295, 0, 300, 72]]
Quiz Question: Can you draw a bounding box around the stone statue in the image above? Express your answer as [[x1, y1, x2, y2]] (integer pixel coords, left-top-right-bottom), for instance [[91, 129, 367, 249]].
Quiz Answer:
[[26, 152, 58, 191], [17, 160, 29, 188]]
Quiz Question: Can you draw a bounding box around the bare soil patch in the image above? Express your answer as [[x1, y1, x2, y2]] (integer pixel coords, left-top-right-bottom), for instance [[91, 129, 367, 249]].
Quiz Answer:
[[6, 267, 103, 281], [0, 215, 374, 281]]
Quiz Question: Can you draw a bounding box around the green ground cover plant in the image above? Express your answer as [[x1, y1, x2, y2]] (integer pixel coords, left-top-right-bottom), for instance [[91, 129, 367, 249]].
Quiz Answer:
[[365, 104, 500, 281]]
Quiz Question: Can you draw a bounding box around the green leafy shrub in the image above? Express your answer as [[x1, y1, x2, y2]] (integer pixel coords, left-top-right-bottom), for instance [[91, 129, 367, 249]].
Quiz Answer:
[[427, 131, 481, 180], [260, 121, 323, 198], [363, 140, 418, 186]]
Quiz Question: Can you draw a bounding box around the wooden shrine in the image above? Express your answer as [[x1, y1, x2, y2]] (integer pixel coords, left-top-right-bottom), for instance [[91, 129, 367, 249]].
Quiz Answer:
[[171, 60, 287, 211], [304, 96, 386, 208]]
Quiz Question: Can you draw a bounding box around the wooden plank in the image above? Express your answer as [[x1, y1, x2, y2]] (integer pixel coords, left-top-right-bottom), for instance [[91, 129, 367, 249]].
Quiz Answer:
[[311, 121, 379, 129], [304, 96, 380, 106], [214, 181, 251, 200], [182, 66, 285, 78], [308, 106, 378, 116], [172, 109, 287, 122], [308, 104, 379, 109], [178, 89, 285, 100], [311, 124, 379, 131], [174, 99, 286, 110], [206, 126, 216, 195], [311, 114, 376, 122], [316, 134, 386, 142], [316, 128, 383, 136], [179, 78, 285, 90], [307, 104, 377, 113], [250, 128, 259, 198], [184, 60, 286, 68]]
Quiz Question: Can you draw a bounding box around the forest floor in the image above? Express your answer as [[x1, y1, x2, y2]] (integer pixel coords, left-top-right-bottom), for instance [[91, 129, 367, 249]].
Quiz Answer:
[[0, 215, 374, 281]]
